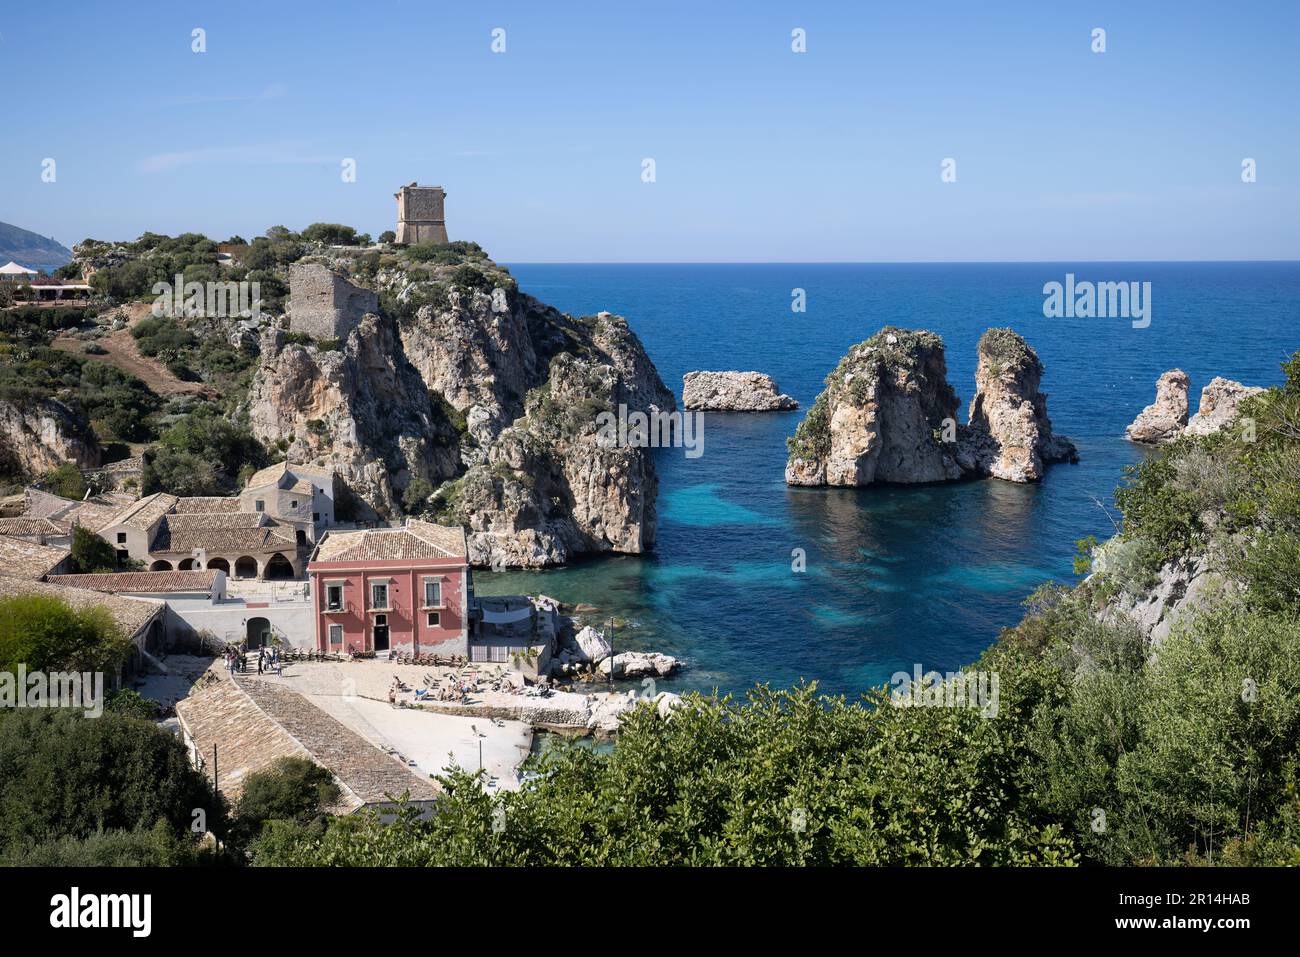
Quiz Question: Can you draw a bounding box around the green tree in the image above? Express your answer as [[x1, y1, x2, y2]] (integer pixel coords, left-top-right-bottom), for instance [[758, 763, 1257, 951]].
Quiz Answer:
[[0, 593, 132, 674], [41, 462, 86, 500], [69, 524, 118, 573]]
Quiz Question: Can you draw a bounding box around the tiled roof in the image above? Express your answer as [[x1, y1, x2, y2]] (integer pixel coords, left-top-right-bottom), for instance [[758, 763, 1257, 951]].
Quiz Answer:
[[151, 519, 297, 555], [173, 496, 243, 514], [244, 461, 331, 492], [0, 534, 70, 579], [61, 500, 127, 532], [312, 519, 466, 563], [0, 517, 66, 539], [165, 511, 265, 531], [0, 574, 162, 638], [45, 570, 220, 594], [110, 492, 178, 530]]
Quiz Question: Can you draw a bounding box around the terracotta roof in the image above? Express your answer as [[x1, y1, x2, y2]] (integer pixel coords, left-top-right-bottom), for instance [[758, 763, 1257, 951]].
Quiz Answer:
[[244, 461, 331, 492], [110, 492, 178, 530], [164, 511, 265, 531], [173, 496, 244, 513], [45, 570, 220, 594], [60, 500, 126, 532], [0, 534, 70, 579], [311, 519, 466, 564], [0, 574, 162, 639], [151, 519, 297, 555], [0, 517, 67, 539]]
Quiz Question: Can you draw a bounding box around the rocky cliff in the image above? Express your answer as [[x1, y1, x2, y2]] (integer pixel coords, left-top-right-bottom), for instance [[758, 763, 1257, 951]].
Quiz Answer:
[[248, 246, 673, 563], [0, 397, 100, 478], [786, 326, 1074, 486], [682, 371, 798, 411], [246, 318, 461, 519], [1185, 376, 1265, 438]]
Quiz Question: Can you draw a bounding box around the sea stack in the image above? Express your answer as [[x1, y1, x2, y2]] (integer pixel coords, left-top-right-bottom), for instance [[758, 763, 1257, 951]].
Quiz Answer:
[[1125, 369, 1190, 444], [957, 328, 1078, 482], [784, 327, 965, 486], [682, 371, 798, 411], [785, 326, 1075, 487]]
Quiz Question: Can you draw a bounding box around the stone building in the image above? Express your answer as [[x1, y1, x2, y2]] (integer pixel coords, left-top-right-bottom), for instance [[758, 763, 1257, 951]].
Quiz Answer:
[[394, 183, 448, 245], [287, 262, 378, 341]]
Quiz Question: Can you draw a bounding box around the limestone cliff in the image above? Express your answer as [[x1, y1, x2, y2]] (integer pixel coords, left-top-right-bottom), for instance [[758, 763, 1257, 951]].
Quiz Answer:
[[0, 397, 100, 478], [1185, 377, 1265, 438], [246, 318, 460, 519], [786, 326, 1074, 487], [249, 245, 673, 563], [957, 328, 1078, 482]]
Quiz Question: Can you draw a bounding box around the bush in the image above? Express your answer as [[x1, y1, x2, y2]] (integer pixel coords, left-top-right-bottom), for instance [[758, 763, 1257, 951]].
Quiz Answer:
[[301, 223, 360, 246], [234, 757, 338, 850], [70, 524, 118, 574], [0, 592, 132, 674], [41, 461, 86, 500]]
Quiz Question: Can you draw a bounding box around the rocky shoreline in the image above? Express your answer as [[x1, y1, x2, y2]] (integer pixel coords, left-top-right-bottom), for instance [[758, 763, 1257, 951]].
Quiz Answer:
[[1126, 369, 1264, 444]]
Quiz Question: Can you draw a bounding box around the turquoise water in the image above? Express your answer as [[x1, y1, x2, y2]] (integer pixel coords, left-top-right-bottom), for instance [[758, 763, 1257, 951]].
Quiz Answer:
[[482, 263, 1300, 699]]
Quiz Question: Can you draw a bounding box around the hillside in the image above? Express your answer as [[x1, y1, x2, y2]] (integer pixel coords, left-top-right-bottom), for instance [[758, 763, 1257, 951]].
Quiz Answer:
[[0, 221, 74, 272]]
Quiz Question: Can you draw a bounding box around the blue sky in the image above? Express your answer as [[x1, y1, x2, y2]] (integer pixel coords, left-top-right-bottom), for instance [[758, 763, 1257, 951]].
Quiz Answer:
[[3, 1, 1297, 261]]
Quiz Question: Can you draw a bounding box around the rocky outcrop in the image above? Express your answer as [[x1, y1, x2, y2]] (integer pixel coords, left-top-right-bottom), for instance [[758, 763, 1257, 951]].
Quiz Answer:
[[785, 328, 964, 486], [1126, 372, 1263, 444], [596, 650, 680, 679], [785, 326, 1073, 486], [1126, 369, 1190, 444], [0, 397, 100, 477], [957, 328, 1078, 482], [246, 317, 460, 518], [682, 371, 798, 411], [1186, 377, 1265, 438]]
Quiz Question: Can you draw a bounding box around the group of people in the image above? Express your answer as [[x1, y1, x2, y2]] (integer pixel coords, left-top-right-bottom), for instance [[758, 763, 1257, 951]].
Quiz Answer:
[[224, 644, 283, 677]]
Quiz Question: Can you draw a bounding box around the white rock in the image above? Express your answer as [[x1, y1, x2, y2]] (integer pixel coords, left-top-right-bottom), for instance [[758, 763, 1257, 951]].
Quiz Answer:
[[574, 625, 612, 664]]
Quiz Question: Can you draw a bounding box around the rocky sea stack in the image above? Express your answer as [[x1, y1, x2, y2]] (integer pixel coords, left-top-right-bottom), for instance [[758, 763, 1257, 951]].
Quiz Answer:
[[785, 326, 1075, 487], [682, 371, 797, 411], [1126, 371, 1263, 444]]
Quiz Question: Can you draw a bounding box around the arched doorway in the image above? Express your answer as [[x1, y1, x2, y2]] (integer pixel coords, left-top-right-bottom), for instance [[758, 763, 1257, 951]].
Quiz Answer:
[[207, 557, 230, 574], [150, 559, 173, 571], [178, 558, 195, 570], [234, 556, 258, 579], [246, 617, 271, 650], [264, 552, 294, 580]]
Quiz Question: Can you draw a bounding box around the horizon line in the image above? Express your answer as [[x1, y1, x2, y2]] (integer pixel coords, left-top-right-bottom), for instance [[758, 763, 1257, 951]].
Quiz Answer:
[[502, 258, 1300, 266]]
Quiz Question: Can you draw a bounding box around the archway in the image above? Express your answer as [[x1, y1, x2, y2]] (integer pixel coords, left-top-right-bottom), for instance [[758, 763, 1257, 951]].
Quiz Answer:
[[207, 557, 230, 574], [234, 556, 258, 579], [246, 617, 271, 650], [264, 552, 294, 580], [149, 560, 173, 571], [178, 558, 195, 570]]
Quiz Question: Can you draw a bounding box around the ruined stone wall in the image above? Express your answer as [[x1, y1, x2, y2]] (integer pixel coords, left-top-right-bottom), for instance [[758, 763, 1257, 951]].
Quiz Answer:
[[287, 262, 378, 340]]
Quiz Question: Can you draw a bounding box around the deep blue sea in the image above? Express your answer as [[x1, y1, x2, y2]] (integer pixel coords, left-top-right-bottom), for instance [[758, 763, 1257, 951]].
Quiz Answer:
[[480, 263, 1299, 700]]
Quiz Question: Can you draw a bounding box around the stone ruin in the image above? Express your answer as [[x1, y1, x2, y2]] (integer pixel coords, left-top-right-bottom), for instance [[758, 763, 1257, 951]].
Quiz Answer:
[[394, 183, 448, 245], [287, 262, 378, 341]]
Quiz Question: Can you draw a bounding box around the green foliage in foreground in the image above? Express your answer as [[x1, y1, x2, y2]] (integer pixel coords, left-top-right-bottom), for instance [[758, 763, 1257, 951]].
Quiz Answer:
[[0, 593, 132, 674]]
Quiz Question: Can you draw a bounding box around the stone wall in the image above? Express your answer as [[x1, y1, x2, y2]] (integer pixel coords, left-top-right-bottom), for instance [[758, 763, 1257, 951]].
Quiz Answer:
[[395, 185, 448, 245], [287, 262, 378, 340]]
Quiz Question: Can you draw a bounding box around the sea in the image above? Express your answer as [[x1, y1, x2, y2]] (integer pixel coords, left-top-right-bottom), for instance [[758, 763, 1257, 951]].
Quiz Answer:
[[480, 262, 1299, 700]]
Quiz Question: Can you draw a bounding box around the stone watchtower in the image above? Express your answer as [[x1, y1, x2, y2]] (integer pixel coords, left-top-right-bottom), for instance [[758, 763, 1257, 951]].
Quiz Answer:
[[394, 183, 448, 245]]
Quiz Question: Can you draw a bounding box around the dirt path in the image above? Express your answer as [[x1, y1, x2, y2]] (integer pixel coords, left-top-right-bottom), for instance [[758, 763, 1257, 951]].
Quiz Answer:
[[54, 303, 215, 398]]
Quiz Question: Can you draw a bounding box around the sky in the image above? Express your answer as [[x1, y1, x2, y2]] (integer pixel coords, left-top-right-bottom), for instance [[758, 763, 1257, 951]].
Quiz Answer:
[[2, 0, 1297, 262]]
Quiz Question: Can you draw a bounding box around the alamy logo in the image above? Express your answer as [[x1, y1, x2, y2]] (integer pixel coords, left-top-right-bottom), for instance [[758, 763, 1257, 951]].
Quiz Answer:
[[890, 664, 1000, 718], [1042, 273, 1151, 328], [152, 274, 262, 320], [50, 887, 151, 937], [0, 666, 103, 718], [595, 404, 704, 459]]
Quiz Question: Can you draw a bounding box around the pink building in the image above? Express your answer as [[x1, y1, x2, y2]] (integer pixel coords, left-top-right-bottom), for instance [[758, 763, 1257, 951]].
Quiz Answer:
[[307, 520, 471, 657]]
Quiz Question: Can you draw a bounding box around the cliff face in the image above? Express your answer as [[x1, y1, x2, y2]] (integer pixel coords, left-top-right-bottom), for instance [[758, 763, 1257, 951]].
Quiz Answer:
[[958, 328, 1078, 482], [786, 326, 1074, 487], [0, 397, 100, 477], [248, 248, 673, 564], [246, 318, 461, 519], [786, 328, 963, 486]]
